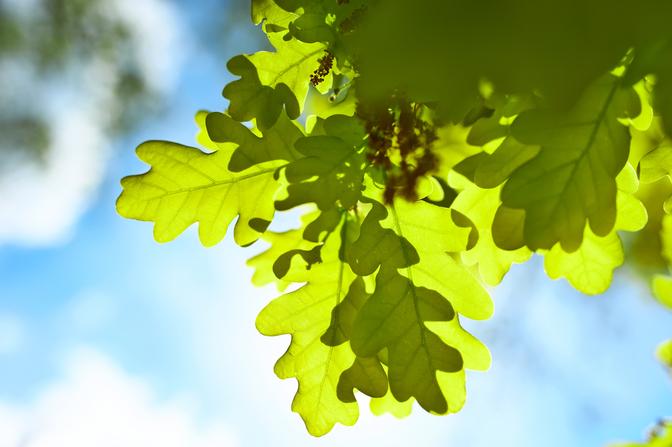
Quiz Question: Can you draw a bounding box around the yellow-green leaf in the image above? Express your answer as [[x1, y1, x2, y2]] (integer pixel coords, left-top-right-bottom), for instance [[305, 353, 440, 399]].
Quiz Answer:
[[451, 173, 532, 286], [384, 199, 493, 320], [370, 389, 414, 419], [256, 221, 359, 436], [247, 226, 318, 290], [251, 31, 330, 108], [346, 198, 491, 414], [117, 145, 278, 247], [117, 113, 302, 247], [543, 166, 647, 294]]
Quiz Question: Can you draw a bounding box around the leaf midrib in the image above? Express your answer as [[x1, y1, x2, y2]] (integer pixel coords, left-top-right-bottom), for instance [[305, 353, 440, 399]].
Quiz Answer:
[[390, 204, 436, 377], [263, 47, 324, 86], [543, 79, 621, 225], [145, 166, 280, 199], [314, 217, 351, 419]]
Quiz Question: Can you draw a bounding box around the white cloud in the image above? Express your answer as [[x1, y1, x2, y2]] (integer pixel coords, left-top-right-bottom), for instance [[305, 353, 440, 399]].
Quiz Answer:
[[0, 0, 185, 246], [0, 348, 238, 447]]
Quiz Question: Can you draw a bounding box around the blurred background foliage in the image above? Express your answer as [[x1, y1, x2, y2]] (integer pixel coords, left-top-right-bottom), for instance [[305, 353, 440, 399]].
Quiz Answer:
[[0, 0, 151, 163], [0, 0, 263, 166], [0, 0, 268, 246]]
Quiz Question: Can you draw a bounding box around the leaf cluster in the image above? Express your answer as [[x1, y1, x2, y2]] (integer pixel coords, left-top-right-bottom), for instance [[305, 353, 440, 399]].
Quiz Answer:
[[118, 0, 672, 437]]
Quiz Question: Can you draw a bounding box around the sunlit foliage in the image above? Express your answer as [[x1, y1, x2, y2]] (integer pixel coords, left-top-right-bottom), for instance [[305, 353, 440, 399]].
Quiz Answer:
[[118, 0, 672, 438]]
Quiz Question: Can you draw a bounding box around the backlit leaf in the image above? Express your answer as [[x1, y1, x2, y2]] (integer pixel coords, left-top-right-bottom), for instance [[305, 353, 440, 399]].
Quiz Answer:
[[117, 113, 299, 246], [543, 165, 648, 294], [351, 265, 463, 413], [322, 277, 388, 403], [256, 219, 359, 436], [206, 111, 302, 172], [383, 199, 493, 320], [450, 173, 532, 286], [346, 198, 491, 413], [222, 56, 300, 130], [502, 75, 638, 251], [276, 114, 366, 212]]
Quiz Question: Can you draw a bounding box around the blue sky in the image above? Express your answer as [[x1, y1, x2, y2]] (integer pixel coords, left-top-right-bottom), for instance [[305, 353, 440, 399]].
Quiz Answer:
[[0, 1, 670, 446]]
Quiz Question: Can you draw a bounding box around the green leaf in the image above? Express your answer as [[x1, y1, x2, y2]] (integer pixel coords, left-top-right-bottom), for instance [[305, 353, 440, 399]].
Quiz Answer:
[[251, 0, 295, 27], [256, 219, 359, 436], [255, 31, 330, 103], [222, 56, 300, 130], [351, 265, 462, 413], [345, 200, 418, 276], [116, 114, 292, 247], [346, 198, 491, 413], [369, 388, 414, 419], [471, 137, 540, 189], [223, 18, 331, 128], [545, 230, 623, 295], [247, 228, 317, 291], [639, 143, 672, 184], [501, 75, 638, 251], [273, 244, 323, 278], [427, 317, 491, 412], [273, 0, 366, 47], [206, 111, 302, 172], [450, 173, 532, 286], [302, 207, 344, 242], [383, 199, 493, 320], [322, 277, 368, 346], [543, 165, 648, 295], [272, 0, 307, 13], [491, 205, 527, 251], [240, 0, 308, 129], [656, 77, 672, 138], [336, 355, 387, 403], [322, 277, 388, 403], [456, 94, 540, 189], [276, 115, 366, 212], [466, 113, 506, 147], [287, 11, 336, 44], [432, 124, 481, 177]]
